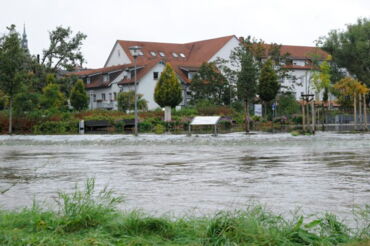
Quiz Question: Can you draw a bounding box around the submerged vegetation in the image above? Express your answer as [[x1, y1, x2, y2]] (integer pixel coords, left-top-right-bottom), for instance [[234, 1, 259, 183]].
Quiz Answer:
[[0, 179, 369, 245]]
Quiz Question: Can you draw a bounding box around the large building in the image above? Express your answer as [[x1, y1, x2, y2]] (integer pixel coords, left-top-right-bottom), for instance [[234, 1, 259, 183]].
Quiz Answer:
[[71, 36, 329, 110], [72, 35, 240, 110]]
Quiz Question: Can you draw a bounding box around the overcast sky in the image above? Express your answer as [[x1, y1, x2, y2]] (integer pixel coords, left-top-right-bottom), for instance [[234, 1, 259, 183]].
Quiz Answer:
[[1, 0, 369, 68]]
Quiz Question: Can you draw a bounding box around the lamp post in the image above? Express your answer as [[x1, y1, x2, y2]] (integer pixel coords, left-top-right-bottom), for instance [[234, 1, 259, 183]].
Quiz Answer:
[[129, 46, 141, 136]]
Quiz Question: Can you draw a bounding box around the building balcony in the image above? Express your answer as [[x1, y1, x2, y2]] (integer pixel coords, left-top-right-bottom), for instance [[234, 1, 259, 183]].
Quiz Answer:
[[97, 101, 115, 110]]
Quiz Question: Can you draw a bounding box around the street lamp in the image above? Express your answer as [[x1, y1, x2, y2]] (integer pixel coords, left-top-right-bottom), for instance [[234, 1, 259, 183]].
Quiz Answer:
[[129, 45, 141, 136]]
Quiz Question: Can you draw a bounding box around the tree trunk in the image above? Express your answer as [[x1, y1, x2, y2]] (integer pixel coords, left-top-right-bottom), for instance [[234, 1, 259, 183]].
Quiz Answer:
[[8, 97, 13, 135], [359, 94, 362, 127], [164, 106, 171, 122], [302, 102, 306, 131], [311, 100, 315, 134], [354, 94, 357, 130], [364, 94, 368, 131], [245, 99, 250, 133]]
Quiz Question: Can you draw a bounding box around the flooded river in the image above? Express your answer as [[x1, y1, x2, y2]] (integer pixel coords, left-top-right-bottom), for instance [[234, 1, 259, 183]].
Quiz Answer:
[[0, 132, 369, 218]]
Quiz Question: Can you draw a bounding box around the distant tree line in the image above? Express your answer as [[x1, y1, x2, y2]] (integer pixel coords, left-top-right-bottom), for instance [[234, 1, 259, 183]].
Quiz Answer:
[[0, 25, 88, 133]]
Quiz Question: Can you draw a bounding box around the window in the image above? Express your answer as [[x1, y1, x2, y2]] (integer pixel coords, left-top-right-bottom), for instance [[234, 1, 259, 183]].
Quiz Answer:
[[117, 49, 120, 57], [102, 93, 106, 101], [109, 93, 112, 101], [113, 92, 117, 101], [93, 94, 96, 102], [153, 72, 159, 80], [150, 51, 157, 56], [159, 52, 165, 57], [87, 77, 91, 84], [172, 52, 178, 57], [103, 74, 109, 82], [179, 53, 186, 58], [138, 50, 144, 56]]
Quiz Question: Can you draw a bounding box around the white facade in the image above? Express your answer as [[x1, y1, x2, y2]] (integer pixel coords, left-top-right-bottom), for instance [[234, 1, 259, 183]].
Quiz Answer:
[[209, 36, 240, 64], [104, 42, 131, 67]]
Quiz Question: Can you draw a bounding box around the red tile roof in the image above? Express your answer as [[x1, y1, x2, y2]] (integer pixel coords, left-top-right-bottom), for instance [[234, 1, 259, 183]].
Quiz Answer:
[[117, 35, 236, 67], [262, 44, 329, 60]]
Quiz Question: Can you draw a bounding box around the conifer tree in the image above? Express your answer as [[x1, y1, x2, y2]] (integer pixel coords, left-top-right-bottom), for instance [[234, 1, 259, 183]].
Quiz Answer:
[[154, 63, 182, 121], [70, 79, 88, 111], [40, 83, 65, 109]]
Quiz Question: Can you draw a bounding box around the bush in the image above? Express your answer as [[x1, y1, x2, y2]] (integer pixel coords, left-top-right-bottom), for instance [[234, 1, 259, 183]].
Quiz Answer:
[[153, 124, 165, 134], [172, 107, 198, 117], [138, 121, 152, 132], [251, 115, 261, 122], [292, 115, 303, 125], [219, 120, 232, 129], [33, 120, 78, 134], [277, 92, 301, 117]]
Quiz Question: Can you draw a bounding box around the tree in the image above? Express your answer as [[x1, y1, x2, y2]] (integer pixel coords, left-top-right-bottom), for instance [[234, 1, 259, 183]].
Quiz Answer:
[[70, 79, 89, 111], [0, 25, 28, 133], [154, 63, 182, 121], [0, 90, 8, 110], [277, 92, 300, 116], [190, 62, 230, 105], [41, 26, 87, 72], [117, 91, 147, 112], [334, 77, 369, 129], [258, 59, 280, 117], [320, 18, 370, 86], [311, 58, 331, 102], [13, 85, 41, 114], [230, 43, 258, 132], [40, 83, 66, 110]]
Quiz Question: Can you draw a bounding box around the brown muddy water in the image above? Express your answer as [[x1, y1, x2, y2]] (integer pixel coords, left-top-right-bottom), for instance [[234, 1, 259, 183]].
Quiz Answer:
[[0, 132, 369, 218]]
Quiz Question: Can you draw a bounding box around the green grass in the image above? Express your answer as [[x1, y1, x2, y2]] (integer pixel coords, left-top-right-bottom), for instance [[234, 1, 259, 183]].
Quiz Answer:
[[0, 179, 369, 245]]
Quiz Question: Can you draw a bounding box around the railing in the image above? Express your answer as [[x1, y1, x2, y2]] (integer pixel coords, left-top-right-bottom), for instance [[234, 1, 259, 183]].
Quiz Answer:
[[97, 101, 114, 109]]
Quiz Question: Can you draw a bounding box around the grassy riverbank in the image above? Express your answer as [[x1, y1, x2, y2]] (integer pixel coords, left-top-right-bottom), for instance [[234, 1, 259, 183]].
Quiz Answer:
[[1, 179, 369, 246]]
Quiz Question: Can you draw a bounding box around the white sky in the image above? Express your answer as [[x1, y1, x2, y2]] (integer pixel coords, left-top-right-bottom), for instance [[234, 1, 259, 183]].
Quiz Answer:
[[1, 0, 369, 68]]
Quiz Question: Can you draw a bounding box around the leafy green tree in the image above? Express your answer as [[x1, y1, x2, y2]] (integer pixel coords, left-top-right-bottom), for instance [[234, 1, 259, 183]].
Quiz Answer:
[[40, 83, 65, 110], [154, 63, 182, 121], [14, 90, 41, 114], [0, 25, 28, 133], [277, 92, 300, 116], [320, 18, 370, 86], [58, 75, 79, 98], [190, 62, 230, 105], [311, 59, 331, 102], [41, 26, 87, 72], [258, 59, 280, 117], [231, 43, 258, 132], [117, 91, 147, 112], [70, 79, 89, 111]]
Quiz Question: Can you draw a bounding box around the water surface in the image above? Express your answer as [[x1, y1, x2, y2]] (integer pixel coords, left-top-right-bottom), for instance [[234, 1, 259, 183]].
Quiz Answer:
[[0, 132, 369, 218]]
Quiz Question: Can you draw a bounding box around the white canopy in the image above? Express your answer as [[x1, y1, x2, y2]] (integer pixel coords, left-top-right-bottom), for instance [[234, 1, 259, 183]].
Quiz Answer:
[[190, 116, 221, 126]]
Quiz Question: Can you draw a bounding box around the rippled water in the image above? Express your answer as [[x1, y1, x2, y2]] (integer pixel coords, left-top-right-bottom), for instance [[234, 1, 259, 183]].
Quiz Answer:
[[0, 132, 369, 218]]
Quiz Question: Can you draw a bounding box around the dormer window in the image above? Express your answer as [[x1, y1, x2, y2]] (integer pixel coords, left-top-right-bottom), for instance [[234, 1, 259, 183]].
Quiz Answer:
[[150, 51, 157, 56], [103, 74, 109, 82], [179, 53, 186, 58], [172, 52, 178, 57], [159, 52, 165, 57], [138, 50, 144, 56]]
